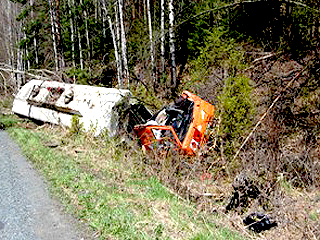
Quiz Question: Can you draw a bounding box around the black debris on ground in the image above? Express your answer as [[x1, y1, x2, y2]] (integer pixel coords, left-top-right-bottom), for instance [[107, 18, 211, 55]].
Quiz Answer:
[[243, 212, 277, 233], [226, 173, 261, 213]]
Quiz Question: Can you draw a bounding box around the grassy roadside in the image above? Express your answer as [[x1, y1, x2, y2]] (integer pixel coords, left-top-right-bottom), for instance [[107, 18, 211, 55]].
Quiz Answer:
[[4, 117, 246, 240]]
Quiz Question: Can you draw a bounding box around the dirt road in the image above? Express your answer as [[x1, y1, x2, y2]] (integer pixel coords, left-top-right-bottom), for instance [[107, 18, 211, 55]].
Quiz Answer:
[[0, 131, 89, 240]]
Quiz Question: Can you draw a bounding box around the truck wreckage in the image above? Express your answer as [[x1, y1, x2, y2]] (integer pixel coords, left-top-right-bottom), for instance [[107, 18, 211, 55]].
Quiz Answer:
[[134, 91, 215, 155], [12, 80, 215, 155]]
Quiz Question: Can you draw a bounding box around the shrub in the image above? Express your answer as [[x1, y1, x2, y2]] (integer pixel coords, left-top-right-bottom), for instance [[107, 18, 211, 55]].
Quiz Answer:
[[68, 115, 83, 136], [218, 75, 255, 156]]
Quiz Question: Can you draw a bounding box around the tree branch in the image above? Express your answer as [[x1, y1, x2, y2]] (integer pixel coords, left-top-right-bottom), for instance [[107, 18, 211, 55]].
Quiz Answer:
[[0, 67, 51, 81]]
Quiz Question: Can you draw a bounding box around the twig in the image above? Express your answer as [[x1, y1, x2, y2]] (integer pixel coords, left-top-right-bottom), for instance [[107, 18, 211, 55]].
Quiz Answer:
[[252, 51, 283, 63], [233, 63, 310, 161], [246, 51, 272, 55]]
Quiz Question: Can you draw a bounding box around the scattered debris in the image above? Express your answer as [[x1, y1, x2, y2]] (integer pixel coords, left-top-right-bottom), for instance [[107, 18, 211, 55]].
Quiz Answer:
[[226, 173, 260, 213], [243, 212, 277, 233]]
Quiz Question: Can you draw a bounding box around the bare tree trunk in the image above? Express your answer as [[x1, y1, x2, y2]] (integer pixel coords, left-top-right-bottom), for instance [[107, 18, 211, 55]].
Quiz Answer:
[[160, 0, 165, 73], [147, 0, 155, 87], [16, 45, 23, 88], [95, 0, 98, 24], [78, 27, 84, 70], [2, 1, 25, 89], [8, 0, 14, 68], [55, 0, 65, 69], [16, 11, 23, 88], [143, 0, 146, 23], [68, 0, 76, 81], [22, 3, 30, 71], [118, 0, 129, 88], [100, 0, 123, 88], [80, 0, 91, 64], [30, 0, 39, 66], [48, 0, 59, 71], [169, 0, 176, 91], [114, 4, 122, 76], [33, 35, 39, 66], [24, 32, 30, 70], [3, 1, 11, 67], [73, 0, 84, 70], [8, 0, 19, 88], [102, 5, 107, 39], [109, 14, 122, 88], [114, 3, 123, 85]]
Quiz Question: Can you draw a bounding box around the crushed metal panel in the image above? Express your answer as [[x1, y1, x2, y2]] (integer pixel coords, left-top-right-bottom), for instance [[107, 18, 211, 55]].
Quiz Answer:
[[134, 91, 215, 155], [12, 80, 132, 136]]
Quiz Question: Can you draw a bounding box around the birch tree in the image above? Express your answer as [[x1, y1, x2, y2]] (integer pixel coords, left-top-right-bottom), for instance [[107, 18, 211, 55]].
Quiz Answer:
[[68, 0, 76, 81], [16, 20, 24, 87], [118, 0, 129, 88], [169, 0, 176, 92], [8, 0, 14, 68], [114, 3, 123, 82], [48, 0, 65, 71], [147, 0, 155, 86], [0, 0, 24, 90], [48, 0, 59, 71], [55, 0, 65, 68], [74, 0, 84, 70], [30, 0, 39, 65], [100, 0, 123, 88], [80, 0, 91, 64], [160, 0, 165, 73], [0, 2, 9, 64]]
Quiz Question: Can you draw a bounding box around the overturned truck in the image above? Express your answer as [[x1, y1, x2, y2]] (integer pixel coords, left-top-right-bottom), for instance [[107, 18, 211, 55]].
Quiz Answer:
[[12, 80, 151, 136], [12, 80, 215, 155]]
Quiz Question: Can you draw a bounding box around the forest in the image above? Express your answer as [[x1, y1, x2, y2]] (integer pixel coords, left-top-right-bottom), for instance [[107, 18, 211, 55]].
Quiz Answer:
[[1, 0, 320, 239]]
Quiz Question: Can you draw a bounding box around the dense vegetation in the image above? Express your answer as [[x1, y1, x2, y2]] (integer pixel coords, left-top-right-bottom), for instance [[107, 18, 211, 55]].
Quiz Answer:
[[1, 0, 320, 239]]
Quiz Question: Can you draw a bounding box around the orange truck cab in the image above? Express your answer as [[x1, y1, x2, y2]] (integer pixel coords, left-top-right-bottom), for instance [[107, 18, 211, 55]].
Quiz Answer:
[[134, 91, 215, 155]]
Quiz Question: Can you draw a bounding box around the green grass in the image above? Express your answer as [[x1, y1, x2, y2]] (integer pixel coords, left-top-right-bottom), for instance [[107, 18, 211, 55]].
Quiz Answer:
[[8, 126, 246, 240], [0, 114, 22, 128]]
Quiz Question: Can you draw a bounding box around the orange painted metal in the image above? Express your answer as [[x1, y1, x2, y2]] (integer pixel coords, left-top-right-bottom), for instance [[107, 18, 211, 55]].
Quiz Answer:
[[134, 91, 215, 155]]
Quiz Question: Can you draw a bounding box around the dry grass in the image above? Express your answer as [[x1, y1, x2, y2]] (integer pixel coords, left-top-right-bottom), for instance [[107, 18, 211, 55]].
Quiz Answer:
[[21, 125, 244, 240], [4, 106, 319, 239]]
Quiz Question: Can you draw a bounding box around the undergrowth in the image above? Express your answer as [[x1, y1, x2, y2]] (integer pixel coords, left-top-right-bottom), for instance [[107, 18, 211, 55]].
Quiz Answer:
[[7, 124, 245, 240]]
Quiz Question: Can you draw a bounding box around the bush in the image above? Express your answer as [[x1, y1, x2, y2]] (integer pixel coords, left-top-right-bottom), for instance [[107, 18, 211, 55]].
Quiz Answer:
[[218, 75, 255, 156], [68, 115, 83, 136]]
